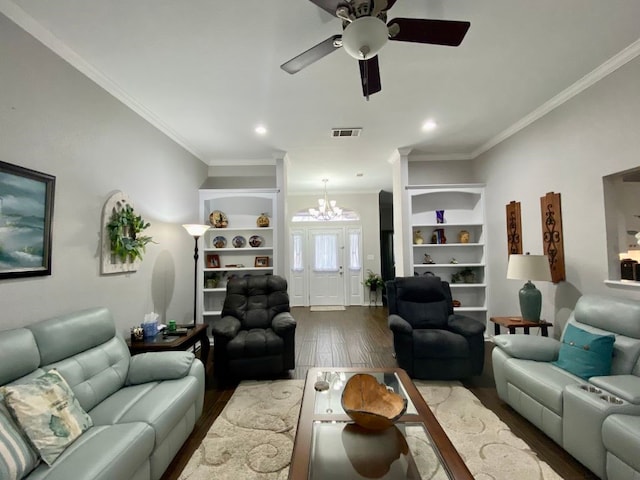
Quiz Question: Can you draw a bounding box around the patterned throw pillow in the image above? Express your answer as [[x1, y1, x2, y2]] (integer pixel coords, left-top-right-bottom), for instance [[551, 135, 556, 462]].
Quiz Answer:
[[0, 395, 40, 480], [1, 370, 93, 465]]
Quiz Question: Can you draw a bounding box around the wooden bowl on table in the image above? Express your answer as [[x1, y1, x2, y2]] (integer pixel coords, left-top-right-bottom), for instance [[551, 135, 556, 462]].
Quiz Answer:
[[341, 373, 407, 430]]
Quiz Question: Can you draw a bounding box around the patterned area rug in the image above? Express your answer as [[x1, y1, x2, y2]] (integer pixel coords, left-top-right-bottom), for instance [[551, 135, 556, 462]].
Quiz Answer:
[[179, 380, 562, 480]]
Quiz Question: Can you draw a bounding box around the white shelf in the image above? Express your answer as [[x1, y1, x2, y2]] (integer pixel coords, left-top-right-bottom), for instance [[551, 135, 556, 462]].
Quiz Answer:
[[454, 306, 488, 312], [413, 263, 484, 268], [450, 283, 487, 288], [414, 222, 483, 228], [413, 243, 484, 248], [204, 267, 273, 272], [203, 288, 226, 292], [204, 247, 272, 252], [203, 310, 222, 316], [209, 226, 273, 232]]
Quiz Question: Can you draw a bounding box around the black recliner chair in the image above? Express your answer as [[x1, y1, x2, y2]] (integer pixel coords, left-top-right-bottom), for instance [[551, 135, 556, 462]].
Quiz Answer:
[[211, 275, 296, 381], [386, 276, 485, 380]]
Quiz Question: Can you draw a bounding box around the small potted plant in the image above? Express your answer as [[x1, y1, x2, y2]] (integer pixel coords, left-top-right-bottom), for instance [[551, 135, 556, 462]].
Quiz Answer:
[[451, 267, 476, 284], [363, 269, 385, 291]]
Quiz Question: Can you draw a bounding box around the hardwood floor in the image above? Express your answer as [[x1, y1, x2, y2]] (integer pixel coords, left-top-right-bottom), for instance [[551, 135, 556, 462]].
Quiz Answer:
[[161, 306, 597, 480]]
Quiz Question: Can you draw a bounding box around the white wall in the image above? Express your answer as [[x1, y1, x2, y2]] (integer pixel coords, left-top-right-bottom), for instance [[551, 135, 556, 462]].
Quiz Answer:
[[408, 159, 478, 185], [0, 14, 208, 334], [475, 55, 640, 336]]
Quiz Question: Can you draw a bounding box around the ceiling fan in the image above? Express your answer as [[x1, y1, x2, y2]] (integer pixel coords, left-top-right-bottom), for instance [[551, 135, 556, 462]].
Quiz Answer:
[[280, 0, 470, 100]]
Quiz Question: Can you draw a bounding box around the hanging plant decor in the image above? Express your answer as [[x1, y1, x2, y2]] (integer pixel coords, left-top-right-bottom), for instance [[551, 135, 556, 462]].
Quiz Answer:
[[107, 204, 153, 262]]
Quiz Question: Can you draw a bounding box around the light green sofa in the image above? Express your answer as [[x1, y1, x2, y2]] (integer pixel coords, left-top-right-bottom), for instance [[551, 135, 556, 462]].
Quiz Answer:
[[492, 294, 640, 480], [0, 307, 205, 480]]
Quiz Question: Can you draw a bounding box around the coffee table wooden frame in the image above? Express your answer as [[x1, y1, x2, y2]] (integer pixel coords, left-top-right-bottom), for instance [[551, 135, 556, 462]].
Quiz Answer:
[[288, 367, 473, 479]]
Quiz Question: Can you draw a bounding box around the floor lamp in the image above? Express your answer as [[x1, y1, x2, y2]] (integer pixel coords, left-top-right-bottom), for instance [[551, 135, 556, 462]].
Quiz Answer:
[[182, 224, 211, 326]]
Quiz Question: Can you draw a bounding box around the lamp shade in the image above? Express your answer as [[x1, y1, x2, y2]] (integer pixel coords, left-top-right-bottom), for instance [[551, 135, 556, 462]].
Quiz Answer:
[[342, 16, 389, 59], [507, 254, 552, 281], [182, 224, 210, 237]]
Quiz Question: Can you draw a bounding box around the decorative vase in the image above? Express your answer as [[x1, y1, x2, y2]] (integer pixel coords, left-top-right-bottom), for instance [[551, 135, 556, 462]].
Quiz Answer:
[[256, 213, 270, 227], [436, 210, 445, 224], [414, 230, 424, 244], [458, 230, 470, 244]]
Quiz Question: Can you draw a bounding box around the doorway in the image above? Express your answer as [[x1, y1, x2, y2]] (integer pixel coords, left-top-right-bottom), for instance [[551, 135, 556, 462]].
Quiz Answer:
[[289, 225, 363, 307]]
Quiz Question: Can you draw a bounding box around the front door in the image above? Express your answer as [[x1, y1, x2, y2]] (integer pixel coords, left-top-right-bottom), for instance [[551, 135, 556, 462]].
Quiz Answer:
[[308, 228, 345, 306]]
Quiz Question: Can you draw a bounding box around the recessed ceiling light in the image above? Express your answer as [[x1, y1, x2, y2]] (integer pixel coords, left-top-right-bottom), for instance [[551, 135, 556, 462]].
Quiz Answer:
[[255, 125, 267, 135], [356, 173, 364, 177], [422, 119, 437, 131]]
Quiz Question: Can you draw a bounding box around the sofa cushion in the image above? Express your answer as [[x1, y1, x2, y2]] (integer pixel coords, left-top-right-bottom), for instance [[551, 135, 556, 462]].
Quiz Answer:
[[602, 414, 640, 474], [552, 324, 615, 380], [227, 329, 284, 359], [0, 395, 39, 480], [89, 376, 200, 445], [26, 423, 154, 480], [0, 329, 40, 386], [413, 329, 469, 358], [2, 370, 93, 465], [505, 359, 581, 415]]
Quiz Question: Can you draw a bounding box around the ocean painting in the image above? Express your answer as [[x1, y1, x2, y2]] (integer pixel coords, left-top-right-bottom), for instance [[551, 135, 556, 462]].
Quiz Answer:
[[0, 161, 55, 279]]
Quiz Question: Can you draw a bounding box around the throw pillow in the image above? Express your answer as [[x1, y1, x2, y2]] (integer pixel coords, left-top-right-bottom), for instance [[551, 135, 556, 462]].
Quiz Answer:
[[552, 323, 615, 380], [0, 395, 40, 480], [1, 370, 93, 466]]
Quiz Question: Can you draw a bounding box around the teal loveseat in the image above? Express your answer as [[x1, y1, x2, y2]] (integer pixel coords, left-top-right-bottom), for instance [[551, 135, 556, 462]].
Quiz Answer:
[[0, 307, 205, 480], [492, 294, 640, 479]]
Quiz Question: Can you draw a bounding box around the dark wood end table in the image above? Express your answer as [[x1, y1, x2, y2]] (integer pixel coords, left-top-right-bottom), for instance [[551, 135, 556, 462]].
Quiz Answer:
[[126, 323, 210, 369], [490, 316, 553, 336]]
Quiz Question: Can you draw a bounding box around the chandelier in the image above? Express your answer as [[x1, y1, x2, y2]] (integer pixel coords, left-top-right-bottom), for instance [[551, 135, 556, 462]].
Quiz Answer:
[[308, 179, 343, 221]]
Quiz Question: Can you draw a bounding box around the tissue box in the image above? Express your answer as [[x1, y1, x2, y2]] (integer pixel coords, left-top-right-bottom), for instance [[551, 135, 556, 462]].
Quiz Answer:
[[142, 322, 158, 338]]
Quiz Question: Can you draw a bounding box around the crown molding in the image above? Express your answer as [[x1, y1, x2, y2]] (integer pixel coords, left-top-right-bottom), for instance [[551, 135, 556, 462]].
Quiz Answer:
[[472, 38, 640, 158], [208, 159, 277, 166], [408, 152, 475, 161]]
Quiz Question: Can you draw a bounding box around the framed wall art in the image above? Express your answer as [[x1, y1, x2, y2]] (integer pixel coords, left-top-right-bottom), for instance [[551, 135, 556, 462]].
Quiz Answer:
[[206, 254, 220, 268], [540, 191, 566, 283], [0, 161, 55, 279], [506, 200, 523, 256]]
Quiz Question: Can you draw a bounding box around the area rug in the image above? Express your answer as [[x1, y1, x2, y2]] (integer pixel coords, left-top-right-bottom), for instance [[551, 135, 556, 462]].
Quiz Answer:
[[178, 379, 562, 480], [309, 305, 346, 311]]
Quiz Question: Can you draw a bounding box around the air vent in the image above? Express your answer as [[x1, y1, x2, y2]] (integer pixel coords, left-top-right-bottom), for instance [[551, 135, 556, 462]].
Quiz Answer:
[[331, 127, 362, 138]]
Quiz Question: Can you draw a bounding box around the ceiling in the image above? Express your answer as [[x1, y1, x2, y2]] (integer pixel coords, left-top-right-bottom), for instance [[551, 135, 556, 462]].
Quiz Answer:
[[2, 0, 640, 194]]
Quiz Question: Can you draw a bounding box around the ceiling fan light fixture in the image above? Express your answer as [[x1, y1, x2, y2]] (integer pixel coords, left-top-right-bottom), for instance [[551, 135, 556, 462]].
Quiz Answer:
[[342, 16, 388, 59]]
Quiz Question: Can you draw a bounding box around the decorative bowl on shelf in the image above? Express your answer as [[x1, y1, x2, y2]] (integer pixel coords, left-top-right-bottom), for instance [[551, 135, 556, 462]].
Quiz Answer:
[[209, 210, 228, 228], [249, 235, 264, 247], [212, 236, 227, 248], [232, 235, 246, 248], [341, 374, 407, 430], [256, 213, 270, 227]]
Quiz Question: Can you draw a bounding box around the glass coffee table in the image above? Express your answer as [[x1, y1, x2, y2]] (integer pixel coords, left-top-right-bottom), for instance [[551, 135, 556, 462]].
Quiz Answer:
[[288, 367, 472, 480]]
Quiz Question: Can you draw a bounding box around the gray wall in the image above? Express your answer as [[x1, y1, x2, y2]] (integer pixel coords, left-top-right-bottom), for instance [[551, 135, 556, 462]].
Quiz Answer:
[[476, 55, 640, 336], [0, 14, 208, 334]]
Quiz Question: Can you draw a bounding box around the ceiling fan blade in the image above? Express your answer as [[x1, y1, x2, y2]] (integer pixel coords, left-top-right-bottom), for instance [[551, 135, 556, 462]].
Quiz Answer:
[[358, 56, 382, 100], [387, 18, 470, 46], [308, 0, 348, 17], [371, 0, 398, 17], [280, 35, 342, 74]]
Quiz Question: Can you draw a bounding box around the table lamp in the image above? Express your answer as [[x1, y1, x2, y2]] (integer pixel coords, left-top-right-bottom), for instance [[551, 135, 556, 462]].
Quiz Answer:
[[182, 224, 211, 325], [507, 253, 552, 322]]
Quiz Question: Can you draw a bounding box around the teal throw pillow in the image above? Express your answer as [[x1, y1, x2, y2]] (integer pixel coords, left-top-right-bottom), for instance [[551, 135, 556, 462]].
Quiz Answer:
[[552, 323, 615, 380]]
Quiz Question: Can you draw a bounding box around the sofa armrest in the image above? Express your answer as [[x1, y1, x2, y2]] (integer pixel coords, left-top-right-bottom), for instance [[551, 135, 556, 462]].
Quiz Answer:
[[590, 375, 640, 404], [210, 316, 241, 338], [448, 314, 486, 336], [126, 351, 195, 385], [388, 314, 413, 335], [493, 334, 560, 361], [272, 312, 296, 334]]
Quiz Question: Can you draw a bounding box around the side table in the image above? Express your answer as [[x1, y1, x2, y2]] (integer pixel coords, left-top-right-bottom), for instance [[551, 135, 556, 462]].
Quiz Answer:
[[126, 323, 210, 370], [490, 316, 553, 337]]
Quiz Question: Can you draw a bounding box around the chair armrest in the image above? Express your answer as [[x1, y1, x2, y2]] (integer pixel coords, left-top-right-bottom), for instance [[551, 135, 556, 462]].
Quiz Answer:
[[448, 314, 486, 336], [126, 351, 195, 385], [211, 316, 241, 339], [493, 334, 560, 361], [388, 314, 413, 335], [272, 312, 296, 334]]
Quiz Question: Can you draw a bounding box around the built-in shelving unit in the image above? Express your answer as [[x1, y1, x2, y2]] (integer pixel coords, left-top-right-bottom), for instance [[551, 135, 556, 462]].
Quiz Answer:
[[198, 189, 278, 335], [408, 185, 488, 323]]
